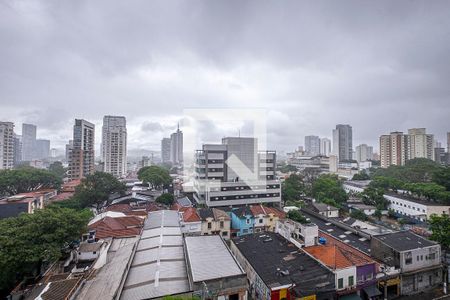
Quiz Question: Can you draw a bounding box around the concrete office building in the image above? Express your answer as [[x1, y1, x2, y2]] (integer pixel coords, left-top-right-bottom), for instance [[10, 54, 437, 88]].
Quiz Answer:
[[69, 119, 95, 180], [21, 123, 36, 161], [35, 139, 50, 159], [65, 140, 73, 162], [320, 137, 331, 156], [332, 124, 353, 162], [102, 116, 127, 177], [161, 137, 171, 164], [170, 125, 183, 165], [0, 122, 15, 170], [355, 144, 373, 162], [305, 135, 320, 156], [193, 137, 281, 207]]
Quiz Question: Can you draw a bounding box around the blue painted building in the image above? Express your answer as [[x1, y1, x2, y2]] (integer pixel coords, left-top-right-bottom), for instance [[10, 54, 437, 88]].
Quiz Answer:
[[230, 206, 254, 237]]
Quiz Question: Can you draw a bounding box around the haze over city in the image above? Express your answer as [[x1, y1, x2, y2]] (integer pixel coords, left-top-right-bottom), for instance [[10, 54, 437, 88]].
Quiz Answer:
[[1, 1, 450, 153]]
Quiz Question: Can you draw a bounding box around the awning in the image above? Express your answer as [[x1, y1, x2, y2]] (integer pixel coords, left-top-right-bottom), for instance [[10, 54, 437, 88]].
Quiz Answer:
[[363, 285, 383, 298], [339, 293, 362, 300]]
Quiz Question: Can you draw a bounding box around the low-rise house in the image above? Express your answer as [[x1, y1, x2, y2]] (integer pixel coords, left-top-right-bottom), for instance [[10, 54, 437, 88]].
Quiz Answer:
[[250, 205, 286, 233], [348, 204, 377, 216], [276, 218, 319, 248], [371, 231, 442, 296], [76, 241, 108, 262], [179, 207, 202, 235], [198, 208, 231, 239], [230, 206, 254, 237], [184, 235, 247, 299], [88, 216, 144, 239], [230, 232, 335, 300], [0, 189, 56, 219], [309, 202, 339, 218]]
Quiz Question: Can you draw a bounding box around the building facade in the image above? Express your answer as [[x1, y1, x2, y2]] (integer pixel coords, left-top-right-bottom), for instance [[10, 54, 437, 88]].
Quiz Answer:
[[35, 139, 50, 159], [193, 137, 281, 207], [21, 123, 36, 161], [355, 144, 373, 162], [170, 125, 183, 165], [0, 122, 15, 170], [13, 134, 22, 167], [102, 116, 127, 177], [380, 132, 407, 168], [305, 135, 320, 156], [320, 137, 331, 156], [332, 124, 353, 162], [69, 119, 95, 180], [406, 128, 434, 161], [161, 137, 171, 164]]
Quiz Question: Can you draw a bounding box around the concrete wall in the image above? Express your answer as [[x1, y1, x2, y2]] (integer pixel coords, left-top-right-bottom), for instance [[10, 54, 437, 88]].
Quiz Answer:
[[400, 267, 442, 295], [336, 266, 357, 290], [400, 245, 441, 272]]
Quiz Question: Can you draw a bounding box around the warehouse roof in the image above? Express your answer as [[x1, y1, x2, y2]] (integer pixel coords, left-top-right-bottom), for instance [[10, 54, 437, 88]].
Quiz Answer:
[[374, 231, 437, 252]]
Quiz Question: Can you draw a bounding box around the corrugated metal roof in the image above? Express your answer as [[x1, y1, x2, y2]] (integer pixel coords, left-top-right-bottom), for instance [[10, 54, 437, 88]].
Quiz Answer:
[[185, 235, 244, 282]]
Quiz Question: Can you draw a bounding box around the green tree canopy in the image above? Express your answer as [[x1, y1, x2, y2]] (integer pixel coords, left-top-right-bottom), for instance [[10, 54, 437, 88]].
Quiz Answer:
[[138, 166, 172, 190], [0, 207, 92, 293], [352, 171, 370, 181], [429, 214, 450, 248], [432, 167, 450, 191], [371, 158, 440, 183], [48, 161, 67, 179], [0, 167, 62, 196], [282, 174, 306, 203], [350, 209, 368, 221], [278, 164, 298, 173], [73, 172, 126, 210], [155, 193, 174, 206], [287, 209, 309, 224], [311, 174, 348, 204]]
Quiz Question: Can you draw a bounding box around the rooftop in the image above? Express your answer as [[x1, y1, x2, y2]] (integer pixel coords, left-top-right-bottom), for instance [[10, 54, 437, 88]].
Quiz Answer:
[[176, 196, 192, 207], [311, 202, 338, 212], [78, 241, 104, 253], [185, 235, 244, 282], [180, 207, 201, 222], [374, 231, 437, 252], [120, 210, 190, 300], [384, 192, 450, 207], [232, 232, 335, 296], [88, 216, 144, 239]]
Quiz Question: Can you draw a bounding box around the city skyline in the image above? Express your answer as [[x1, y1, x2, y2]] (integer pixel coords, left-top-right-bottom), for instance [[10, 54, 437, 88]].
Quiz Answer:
[[1, 1, 450, 152]]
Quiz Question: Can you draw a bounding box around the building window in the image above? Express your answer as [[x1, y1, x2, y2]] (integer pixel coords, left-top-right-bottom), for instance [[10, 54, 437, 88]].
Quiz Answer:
[[405, 252, 413, 265], [246, 219, 250, 224], [222, 231, 228, 236], [259, 219, 263, 224], [338, 278, 344, 289], [207, 222, 212, 229], [429, 253, 436, 260], [418, 276, 423, 282], [349, 276, 354, 286], [220, 221, 224, 228]]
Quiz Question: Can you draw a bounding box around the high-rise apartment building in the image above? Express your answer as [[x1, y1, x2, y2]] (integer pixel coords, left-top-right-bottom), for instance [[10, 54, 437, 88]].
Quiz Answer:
[[35, 139, 50, 159], [380, 132, 407, 168], [0, 122, 15, 170], [193, 137, 280, 207], [305, 135, 320, 156], [161, 138, 171, 164], [65, 140, 73, 162], [13, 134, 22, 167], [355, 144, 373, 162], [320, 138, 331, 156], [102, 116, 127, 178], [332, 124, 353, 162], [21, 123, 36, 161], [170, 125, 183, 165], [69, 119, 95, 180], [406, 128, 434, 161], [447, 132, 450, 153]]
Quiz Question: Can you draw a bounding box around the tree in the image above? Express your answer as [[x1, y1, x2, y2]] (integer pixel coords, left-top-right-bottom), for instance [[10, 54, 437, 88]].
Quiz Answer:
[[287, 210, 309, 224], [138, 166, 172, 190], [311, 174, 348, 204], [361, 186, 388, 209], [432, 167, 450, 191], [73, 172, 126, 210], [0, 207, 92, 294], [350, 209, 368, 221], [372, 158, 440, 183], [278, 164, 298, 173], [282, 174, 305, 203], [156, 193, 174, 206], [373, 209, 383, 221], [429, 214, 450, 248], [0, 167, 62, 196], [352, 171, 370, 181], [48, 161, 67, 179]]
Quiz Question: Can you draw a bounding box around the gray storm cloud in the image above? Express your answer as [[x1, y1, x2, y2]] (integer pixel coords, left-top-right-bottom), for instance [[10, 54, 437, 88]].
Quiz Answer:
[[0, 0, 449, 152]]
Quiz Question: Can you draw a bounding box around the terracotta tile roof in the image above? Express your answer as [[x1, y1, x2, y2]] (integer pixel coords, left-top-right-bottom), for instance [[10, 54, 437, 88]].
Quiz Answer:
[[250, 205, 266, 216], [304, 235, 375, 270], [181, 207, 201, 222], [89, 216, 144, 239], [265, 207, 286, 219], [51, 192, 74, 202], [106, 203, 148, 217], [41, 278, 80, 300], [212, 208, 230, 220]]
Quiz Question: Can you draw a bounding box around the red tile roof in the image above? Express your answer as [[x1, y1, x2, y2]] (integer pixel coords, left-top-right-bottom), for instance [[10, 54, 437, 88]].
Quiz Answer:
[[250, 205, 265, 216], [265, 207, 286, 219], [88, 216, 144, 239], [181, 207, 201, 222]]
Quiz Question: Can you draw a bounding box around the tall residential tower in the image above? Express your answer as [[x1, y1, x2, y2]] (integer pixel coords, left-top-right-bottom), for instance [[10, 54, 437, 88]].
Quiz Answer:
[[102, 116, 127, 177], [0, 122, 15, 170], [332, 124, 353, 162], [21, 123, 36, 161], [69, 119, 95, 179]]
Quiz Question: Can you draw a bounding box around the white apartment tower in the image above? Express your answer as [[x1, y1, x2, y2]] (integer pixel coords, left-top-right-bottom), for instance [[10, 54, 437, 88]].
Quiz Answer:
[[320, 138, 331, 156], [355, 144, 373, 162], [0, 122, 15, 170], [102, 116, 127, 178], [406, 128, 434, 161]]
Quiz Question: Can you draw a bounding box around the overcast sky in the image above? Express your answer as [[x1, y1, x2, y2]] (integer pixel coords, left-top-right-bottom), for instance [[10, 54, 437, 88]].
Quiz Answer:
[[1, 1, 449, 155]]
